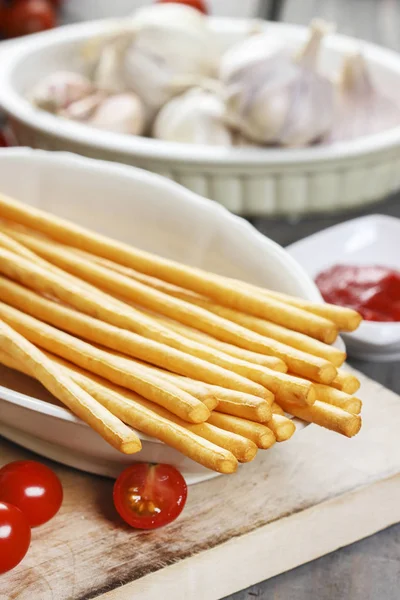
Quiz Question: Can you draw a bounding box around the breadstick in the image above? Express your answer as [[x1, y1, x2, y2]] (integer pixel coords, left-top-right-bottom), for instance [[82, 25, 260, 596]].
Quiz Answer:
[[122, 366, 316, 432], [208, 413, 276, 449], [134, 402, 257, 463], [330, 370, 361, 395], [0, 278, 260, 406], [0, 349, 238, 473], [0, 225, 121, 301], [149, 313, 287, 372], [53, 357, 249, 465], [0, 252, 315, 404], [130, 320, 315, 406], [0, 248, 268, 399], [267, 414, 296, 442], [257, 288, 362, 332], [140, 283, 340, 380], [203, 385, 272, 422], [0, 194, 338, 342], [0, 230, 42, 260], [271, 402, 285, 416], [99, 264, 346, 368], [0, 320, 141, 454], [0, 301, 211, 423], [0, 229, 336, 380], [100, 353, 275, 425], [125, 366, 219, 411], [145, 370, 273, 422], [313, 384, 362, 415], [278, 398, 362, 438]]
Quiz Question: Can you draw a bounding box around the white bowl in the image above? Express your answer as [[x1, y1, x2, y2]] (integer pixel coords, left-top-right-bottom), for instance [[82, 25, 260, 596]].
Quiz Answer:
[[1, 19, 400, 216], [287, 214, 400, 360], [0, 148, 318, 482], [63, 0, 261, 21]]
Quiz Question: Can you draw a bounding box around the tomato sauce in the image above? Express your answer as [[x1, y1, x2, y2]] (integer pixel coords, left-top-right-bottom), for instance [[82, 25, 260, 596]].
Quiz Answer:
[[315, 264, 400, 322]]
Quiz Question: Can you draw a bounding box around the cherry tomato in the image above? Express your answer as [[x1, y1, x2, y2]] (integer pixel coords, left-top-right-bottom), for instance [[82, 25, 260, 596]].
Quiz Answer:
[[113, 463, 187, 529], [0, 130, 9, 147], [0, 502, 31, 574], [0, 461, 63, 527], [3, 0, 56, 38], [156, 0, 208, 14]]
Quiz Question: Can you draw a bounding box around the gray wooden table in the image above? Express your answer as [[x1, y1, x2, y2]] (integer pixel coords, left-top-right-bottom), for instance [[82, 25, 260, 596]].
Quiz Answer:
[[225, 1, 400, 598]]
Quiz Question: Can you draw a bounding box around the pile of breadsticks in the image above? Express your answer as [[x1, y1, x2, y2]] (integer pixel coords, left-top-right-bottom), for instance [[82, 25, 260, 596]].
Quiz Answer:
[[0, 194, 363, 474]]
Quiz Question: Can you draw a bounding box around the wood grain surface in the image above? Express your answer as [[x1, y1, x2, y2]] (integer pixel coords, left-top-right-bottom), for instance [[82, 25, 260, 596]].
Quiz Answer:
[[1, 368, 399, 600]]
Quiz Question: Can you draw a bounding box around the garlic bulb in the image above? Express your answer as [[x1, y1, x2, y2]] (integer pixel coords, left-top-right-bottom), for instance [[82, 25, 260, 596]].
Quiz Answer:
[[86, 4, 217, 117], [220, 20, 335, 147], [88, 93, 145, 135], [326, 52, 400, 143], [59, 92, 106, 122], [29, 71, 93, 113], [153, 86, 233, 146]]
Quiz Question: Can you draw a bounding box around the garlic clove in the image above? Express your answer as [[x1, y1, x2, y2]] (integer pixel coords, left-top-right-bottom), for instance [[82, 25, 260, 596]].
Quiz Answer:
[[220, 31, 282, 84], [92, 39, 129, 93], [326, 52, 400, 143], [130, 3, 208, 31], [220, 19, 336, 147], [84, 3, 219, 117], [296, 18, 335, 68], [88, 92, 145, 136], [29, 71, 93, 113], [83, 4, 218, 119], [59, 92, 107, 122], [152, 87, 233, 146]]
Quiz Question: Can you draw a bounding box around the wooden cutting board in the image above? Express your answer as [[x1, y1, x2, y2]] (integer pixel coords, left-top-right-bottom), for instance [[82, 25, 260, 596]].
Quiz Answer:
[[1, 369, 400, 600]]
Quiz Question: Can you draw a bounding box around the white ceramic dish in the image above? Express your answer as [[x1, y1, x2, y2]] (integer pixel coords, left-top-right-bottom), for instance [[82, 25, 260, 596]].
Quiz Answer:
[[0, 148, 318, 482], [287, 214, 400, 359], [1, 19, 400, 216]]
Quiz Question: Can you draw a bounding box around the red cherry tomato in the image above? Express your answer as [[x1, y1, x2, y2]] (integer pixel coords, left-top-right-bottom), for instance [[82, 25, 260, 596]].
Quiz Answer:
[[3, 0, 56, 38], [0, 502, 31, 574], [0, 130, 8, 147], [156, 0, 208, 14], [0, 461, 63, 527], [113, 463, 187, 529]]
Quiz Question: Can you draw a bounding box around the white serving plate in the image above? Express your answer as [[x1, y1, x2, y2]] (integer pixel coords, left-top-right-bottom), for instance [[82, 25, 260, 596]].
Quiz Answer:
[[0, 148, 319, 483], [1, 19, 400, 216], [287, 214, 400, 359]]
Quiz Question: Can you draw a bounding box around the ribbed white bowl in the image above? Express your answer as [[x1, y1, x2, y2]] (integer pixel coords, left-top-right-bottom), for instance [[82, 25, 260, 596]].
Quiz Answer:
[[0, 148, 319, 482], [1, 19, 400, 215]]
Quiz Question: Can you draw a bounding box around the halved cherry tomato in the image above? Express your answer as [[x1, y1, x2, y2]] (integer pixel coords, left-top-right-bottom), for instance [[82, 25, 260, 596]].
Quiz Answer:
[[113, 463, 187, 529], [3, 0, 56, 38], [156, 0, 208, 14], [0, 502, 31, 574], [0, 461, 63, 527]]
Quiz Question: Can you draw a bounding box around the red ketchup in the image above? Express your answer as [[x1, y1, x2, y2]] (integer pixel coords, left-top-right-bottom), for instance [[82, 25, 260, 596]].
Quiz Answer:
[[315, 265, 400, 322]]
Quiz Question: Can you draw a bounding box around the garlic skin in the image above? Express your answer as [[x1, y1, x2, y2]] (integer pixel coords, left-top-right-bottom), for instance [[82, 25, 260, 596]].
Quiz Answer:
[[59, 92, 106, 122], [29, 71, 93, 113], [220, 20, 335, 147], [152, 87, 233, 146], [87, 4, 217, 118], [326, 52, 400, 143], [88, 93, 145, 136]]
